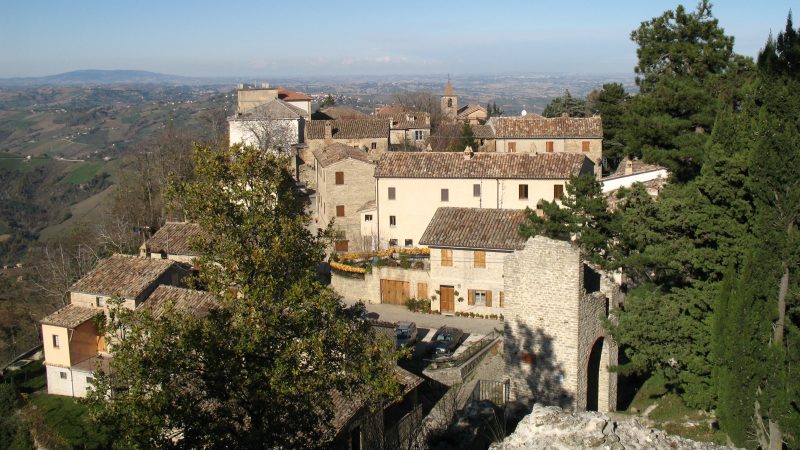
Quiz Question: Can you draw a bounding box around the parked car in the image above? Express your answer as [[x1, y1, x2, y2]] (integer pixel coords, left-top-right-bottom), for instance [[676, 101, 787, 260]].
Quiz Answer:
[[395, 321, 418, 348], [428, 326, 464, 358]]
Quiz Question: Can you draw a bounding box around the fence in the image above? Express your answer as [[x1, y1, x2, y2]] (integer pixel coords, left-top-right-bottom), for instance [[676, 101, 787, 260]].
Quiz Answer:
[[425, 330, 501, 369], [469, 379, 510, 407]]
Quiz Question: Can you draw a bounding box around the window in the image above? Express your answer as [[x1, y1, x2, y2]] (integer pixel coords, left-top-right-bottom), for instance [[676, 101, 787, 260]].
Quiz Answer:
[[519, 184, 529, 200], [473, 184, 481, 197], [414, 130, 424, 140], [473, 250, 486, 268], [546, 141, 554, 152], [335, 171, 344, 185], [371, 142, 377, 150], [389, 239, 398, 247], [336, 205, 345, 217], [441, 188, 449, 202], [86, 376, 94, 384], [405, 239, 413, 247], [554, 184, 564, 200], [52, 335, 60, 348], [335, 240, 349, 252], [582, 141, 590, 152], [96, 296, 105, 307], [441, 249, 453, 267], [447, 98, 453, 107], [364, 214, 373, 222], [389, 215, 396, 227], [60, 372, 67, 380], [473, 290, 487, 306], [388, 187, 396, 200], [508, 142, 516, 153]]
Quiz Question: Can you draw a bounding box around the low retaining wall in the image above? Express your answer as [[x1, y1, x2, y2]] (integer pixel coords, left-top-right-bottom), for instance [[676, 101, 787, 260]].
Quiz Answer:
[[331, 266, 430, 305], [423, 335, 503, 386]]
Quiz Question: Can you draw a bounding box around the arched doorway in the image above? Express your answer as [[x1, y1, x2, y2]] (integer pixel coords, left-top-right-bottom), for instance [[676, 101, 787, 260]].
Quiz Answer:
[[586, 338, 604, 411]]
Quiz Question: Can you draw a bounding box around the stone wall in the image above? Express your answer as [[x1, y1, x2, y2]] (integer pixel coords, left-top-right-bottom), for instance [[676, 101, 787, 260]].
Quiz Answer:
[[330, 266, 431, 305], [503, 236, 618, 412]]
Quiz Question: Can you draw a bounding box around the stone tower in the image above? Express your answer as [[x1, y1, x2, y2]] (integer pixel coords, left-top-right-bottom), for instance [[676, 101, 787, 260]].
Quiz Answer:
[[503, 236, 620, 412], [441, 77, 458, 121]]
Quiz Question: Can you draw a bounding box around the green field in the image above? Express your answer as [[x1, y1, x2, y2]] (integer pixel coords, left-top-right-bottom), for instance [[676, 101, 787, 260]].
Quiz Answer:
[[62, 162, 104, 184], [0, 156, 50, 172], [29, 393, 110, 448]]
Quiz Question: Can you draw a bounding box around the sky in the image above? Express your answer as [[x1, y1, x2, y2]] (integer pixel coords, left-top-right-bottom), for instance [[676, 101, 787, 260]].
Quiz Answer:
[[1, 0, 797, 78]]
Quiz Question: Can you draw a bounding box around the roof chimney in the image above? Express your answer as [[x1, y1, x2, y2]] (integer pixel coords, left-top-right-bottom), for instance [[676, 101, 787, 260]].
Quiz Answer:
[[463, 146, 474, 160], [324, 121, 333, 143]]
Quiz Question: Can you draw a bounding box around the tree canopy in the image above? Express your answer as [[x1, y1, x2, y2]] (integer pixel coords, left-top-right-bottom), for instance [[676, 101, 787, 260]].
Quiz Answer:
[[542, 90, 587, 118]]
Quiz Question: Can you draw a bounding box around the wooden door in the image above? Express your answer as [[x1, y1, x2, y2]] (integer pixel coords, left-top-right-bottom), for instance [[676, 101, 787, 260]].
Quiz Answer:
[[440, 285, 455, 313], [381, 279, 410, 305]]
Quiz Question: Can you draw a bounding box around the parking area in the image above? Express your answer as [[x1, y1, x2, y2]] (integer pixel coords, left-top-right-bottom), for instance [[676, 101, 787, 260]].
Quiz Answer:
[[346, 299, 503, 336]]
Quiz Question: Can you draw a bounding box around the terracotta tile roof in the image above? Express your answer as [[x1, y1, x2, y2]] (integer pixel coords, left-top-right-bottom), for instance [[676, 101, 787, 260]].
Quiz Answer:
[[375, 151, 588, 179], [312, 143, 373, 168], [331, 366, 423, 432], [277, 88, 312, 102], [306, 119, 389, 140], [492, 116, 602, 139], [69, 254, 178, 299], [140, 286, 217, 319], [420, 207, 528, 251], [40, 304, 99, 329], [358, 200, 376, 212], [237, 99, 307, 119], [375, 104, 411, 115], [457, 104, 487, 118], [145, 222, 205, 257], [312, 107, 368, 120], [605, 157, 668, 180], [376, 112, 431, 130]]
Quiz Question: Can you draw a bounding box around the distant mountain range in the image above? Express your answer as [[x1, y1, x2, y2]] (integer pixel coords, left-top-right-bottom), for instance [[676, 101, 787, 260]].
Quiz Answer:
[[0, 69, 234, 87]]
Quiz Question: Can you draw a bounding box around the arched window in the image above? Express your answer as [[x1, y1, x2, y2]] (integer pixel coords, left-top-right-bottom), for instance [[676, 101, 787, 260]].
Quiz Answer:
[[447, 98, 452, 107]]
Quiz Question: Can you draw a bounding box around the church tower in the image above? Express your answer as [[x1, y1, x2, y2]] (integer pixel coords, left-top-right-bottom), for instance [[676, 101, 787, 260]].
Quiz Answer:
[[441, 77, 458, 121]]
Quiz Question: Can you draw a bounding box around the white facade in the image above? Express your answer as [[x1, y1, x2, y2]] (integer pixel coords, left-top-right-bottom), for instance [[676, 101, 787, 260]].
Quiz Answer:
[[359, 206, 378, 251], [45, 364, 96, 398], [228, 118, 302, 152], [285, 99, 311, 116], [601, 168, 669, 193], [429, 247, 509, 315], [375, 177, 567, 249]]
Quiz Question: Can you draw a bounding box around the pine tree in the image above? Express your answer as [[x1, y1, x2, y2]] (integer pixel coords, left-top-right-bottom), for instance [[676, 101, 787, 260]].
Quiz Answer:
[[586, 83, 629, 173], [542, 90, 587, 118]]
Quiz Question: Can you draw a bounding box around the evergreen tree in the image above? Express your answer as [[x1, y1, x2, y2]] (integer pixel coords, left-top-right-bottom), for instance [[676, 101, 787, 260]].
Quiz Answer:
[[87, 144, 401, 448], [586, 83, 629, 173], [542, 90, 587, 118], [621, 0, 736, 181]]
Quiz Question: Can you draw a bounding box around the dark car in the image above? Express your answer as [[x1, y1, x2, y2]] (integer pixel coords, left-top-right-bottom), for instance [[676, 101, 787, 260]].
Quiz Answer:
[[428, 326, 464, 358], [395, 321, 418, 348]]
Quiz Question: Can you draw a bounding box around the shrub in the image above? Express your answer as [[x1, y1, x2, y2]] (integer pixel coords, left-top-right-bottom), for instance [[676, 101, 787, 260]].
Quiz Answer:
[[404, 297, 431, 313]]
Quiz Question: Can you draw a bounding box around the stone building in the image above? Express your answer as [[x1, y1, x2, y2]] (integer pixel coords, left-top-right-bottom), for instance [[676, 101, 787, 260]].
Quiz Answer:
[[420, 207, 527, 315], [140, 222, 206, 264], [457, 104, 488, 125], [441, 79, 458, 120], [503, 236, 620, 412], [490, 116, 603, 178], [313, 143, 376, 252], [376, 112, 431, 150]]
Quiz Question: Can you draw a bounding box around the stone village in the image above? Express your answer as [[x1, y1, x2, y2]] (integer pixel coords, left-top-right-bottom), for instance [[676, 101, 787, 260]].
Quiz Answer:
[[37, 80, 674, 448]]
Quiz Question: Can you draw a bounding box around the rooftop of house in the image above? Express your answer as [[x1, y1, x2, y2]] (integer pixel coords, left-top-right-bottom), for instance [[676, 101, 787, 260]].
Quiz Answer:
[[604, 157, 668, 180], [306, 119, 389, 140], [69, 254, 178, 299], [358, 200, 376, 212], [374, 151, 589, 179], [312, 142, 372, 168], [311, 106, 368, 121], [457, 104, 487, 117], [331, 366, 423, 432], [144, 222, 205, 257], [491, 116, 603, 139], [40, 304, 100, 329], [420, 207, 528, 251], [277, 88, 312, 102], [375, 112, 431, 130], [139, 285, 218, 319], [234, 99, 307, 120]]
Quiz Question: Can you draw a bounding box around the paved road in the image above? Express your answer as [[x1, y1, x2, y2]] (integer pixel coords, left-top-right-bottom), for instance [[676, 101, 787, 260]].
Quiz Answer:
[[344, 299, 503, 336]]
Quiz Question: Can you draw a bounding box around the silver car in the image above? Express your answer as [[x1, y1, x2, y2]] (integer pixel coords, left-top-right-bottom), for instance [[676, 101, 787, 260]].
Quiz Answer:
[[395, 321, 418, 348]]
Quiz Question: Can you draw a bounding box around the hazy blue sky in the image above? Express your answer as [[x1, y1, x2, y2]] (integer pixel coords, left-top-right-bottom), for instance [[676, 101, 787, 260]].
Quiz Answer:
[[1, 0, 796, 78]]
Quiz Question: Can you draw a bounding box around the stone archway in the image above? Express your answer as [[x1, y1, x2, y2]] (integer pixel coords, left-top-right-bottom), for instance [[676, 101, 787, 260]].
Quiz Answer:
[[586, 337, 604, 411]]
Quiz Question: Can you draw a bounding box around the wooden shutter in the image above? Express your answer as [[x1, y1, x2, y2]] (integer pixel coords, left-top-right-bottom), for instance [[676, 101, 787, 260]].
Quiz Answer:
[[486, 290, 492, 307], [554, 185, 564, 200], [546, 141, 554, 152], [474, 251, 486, 268], [417, 282, 428, 299], [582, 141, 590, 152], [508, 142, 516, 153], [336, 205, 345, 217], [468, 289, 475, 305], [335, 240, 349, 252], [500, 291, 505, 308], [441, 249, 453, 267], [335, 171, 344, 184], [519, 184, 528, 200]]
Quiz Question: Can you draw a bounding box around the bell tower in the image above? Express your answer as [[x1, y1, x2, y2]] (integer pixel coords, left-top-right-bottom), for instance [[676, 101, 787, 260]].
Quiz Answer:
[[440, 76, 458, 121]]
